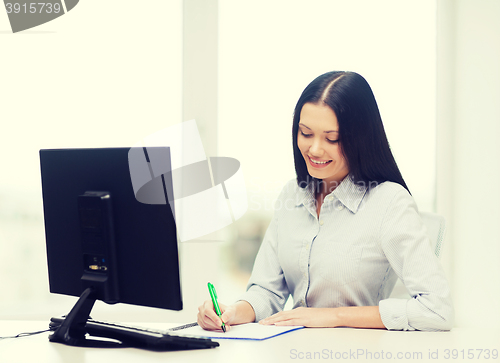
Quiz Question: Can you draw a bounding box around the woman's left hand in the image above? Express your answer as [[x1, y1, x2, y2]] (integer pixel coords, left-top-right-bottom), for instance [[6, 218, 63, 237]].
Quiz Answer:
[[259, 307, 337, 328]]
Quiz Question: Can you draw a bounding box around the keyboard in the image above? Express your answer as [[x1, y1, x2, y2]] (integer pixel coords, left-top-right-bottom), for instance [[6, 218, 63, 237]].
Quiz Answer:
[[49, 317, 219, 351]]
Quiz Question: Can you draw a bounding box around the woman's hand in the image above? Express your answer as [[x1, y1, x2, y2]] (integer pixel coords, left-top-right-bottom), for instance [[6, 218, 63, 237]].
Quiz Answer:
[[197, 300, 256, 331], [259, 307, 336, 328], [197, 299, 236, 331]]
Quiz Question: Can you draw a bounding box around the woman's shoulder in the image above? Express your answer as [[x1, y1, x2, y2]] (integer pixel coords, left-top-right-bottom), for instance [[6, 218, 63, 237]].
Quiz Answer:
[[276, 178, 302, 199], [283, 178, 300, 190], [366, 180, 417, 212], [273, 178, 309, 203], [368, 180, 409, 197]]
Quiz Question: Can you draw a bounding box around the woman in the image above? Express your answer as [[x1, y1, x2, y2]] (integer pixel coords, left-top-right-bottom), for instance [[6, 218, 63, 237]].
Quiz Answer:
[[197, 71, 453, 331]]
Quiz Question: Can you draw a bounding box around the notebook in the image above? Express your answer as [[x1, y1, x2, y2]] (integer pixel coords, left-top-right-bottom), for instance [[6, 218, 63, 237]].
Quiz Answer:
[[169, 322, 304, 341]]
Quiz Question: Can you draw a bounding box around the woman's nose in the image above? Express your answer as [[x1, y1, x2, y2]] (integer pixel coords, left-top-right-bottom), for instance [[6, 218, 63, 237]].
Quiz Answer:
[[309, 138, 323, 156]]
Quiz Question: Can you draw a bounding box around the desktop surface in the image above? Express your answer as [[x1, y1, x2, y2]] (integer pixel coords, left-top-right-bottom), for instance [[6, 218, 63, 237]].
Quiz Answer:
[[1, 320, 499, 363]]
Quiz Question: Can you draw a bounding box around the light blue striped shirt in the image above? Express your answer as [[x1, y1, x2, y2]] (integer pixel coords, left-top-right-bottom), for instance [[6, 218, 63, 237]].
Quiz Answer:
[[240, 176, 454, 331]]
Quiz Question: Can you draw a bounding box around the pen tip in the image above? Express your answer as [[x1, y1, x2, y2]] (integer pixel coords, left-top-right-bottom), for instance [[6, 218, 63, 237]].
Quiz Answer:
[[222, 326, 226, 333]]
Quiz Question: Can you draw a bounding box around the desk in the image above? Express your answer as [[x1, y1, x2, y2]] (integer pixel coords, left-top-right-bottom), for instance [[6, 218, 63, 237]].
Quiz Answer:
[[1, 320, 499, 363]]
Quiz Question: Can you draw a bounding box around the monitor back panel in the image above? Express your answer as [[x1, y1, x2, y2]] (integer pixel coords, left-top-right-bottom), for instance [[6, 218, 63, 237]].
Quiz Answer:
[[40, 148, 182, 310]]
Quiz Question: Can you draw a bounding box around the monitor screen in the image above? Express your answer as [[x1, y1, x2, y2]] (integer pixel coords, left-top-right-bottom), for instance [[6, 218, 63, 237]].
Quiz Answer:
[[39, 147, 182, 311]]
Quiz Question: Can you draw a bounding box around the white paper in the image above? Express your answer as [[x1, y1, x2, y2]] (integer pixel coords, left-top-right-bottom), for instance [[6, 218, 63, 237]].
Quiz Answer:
[[170, 323, 304, 340]]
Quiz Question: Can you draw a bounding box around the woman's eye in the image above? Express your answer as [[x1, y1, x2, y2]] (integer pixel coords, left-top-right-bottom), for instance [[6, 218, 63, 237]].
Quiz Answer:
[[300, 131, 312, 137], [327, 139, 339, 144]]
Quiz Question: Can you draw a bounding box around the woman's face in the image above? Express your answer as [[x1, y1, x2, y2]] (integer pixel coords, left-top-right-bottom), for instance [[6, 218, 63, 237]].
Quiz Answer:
[[297, 102, 349, 191]]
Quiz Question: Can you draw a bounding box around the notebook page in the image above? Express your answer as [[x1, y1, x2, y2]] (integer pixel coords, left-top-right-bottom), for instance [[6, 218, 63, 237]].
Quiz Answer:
[[170, 323, 304, 340]]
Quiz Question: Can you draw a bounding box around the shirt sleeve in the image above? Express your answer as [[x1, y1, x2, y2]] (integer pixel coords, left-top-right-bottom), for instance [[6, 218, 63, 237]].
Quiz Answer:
[[378, 188, 454, 331], [237, 193, 291, 322]]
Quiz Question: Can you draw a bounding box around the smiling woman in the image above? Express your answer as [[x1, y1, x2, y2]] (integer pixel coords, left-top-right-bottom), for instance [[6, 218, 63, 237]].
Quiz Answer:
[[292, 72, 409, 195], [293, 72, 409, 217], [197, 71, 453, 332]]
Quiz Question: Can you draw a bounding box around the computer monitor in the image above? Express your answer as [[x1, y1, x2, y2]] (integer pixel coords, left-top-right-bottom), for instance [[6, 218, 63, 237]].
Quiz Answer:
[[39, 147, 182, 347]]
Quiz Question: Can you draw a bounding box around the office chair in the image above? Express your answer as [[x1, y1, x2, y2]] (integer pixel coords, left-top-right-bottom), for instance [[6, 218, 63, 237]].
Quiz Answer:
[[388, 211, 447, 299], [418, 211, 446, 258]]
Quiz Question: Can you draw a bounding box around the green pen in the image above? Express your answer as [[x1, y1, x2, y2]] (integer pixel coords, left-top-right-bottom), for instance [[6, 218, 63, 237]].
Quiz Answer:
[[207, 282, 226, 332]]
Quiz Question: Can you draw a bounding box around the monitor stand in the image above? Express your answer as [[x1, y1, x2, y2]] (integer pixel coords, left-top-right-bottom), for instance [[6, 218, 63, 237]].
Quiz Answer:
[[49, 287, 123, 348]]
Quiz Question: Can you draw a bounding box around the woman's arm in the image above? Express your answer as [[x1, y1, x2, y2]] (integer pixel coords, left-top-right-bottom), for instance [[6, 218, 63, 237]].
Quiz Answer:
[[378, 188, 454, 331], [260, 306, 385, 329], [197, 182, 298, 331]]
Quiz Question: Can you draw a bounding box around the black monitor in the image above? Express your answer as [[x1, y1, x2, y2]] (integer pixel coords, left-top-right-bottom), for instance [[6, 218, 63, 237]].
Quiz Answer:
[[39, 147, 183, 347]]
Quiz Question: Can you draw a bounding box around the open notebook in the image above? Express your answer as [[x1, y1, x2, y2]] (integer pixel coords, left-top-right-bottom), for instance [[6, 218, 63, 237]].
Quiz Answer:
[[169, 322, 304, 341]]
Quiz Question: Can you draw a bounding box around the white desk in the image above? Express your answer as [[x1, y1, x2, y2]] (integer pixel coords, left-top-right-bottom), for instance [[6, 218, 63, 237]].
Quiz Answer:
[[1, 320, 499, 363]]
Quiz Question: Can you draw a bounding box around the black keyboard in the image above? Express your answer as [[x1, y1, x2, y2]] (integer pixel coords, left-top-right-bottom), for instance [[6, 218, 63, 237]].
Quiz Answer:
[[49, 317, 219, 351]]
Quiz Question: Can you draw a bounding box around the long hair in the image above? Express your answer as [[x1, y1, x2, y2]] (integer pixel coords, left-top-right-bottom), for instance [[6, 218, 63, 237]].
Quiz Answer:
[[292, 71, 409, 193]]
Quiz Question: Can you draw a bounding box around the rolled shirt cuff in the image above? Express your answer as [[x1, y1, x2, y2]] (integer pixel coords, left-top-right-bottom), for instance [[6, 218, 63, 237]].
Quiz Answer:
[[379, 298, 414, 331]]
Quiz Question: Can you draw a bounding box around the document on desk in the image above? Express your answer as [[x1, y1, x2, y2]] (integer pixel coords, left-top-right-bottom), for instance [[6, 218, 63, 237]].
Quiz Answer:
[[170, 323, 304, 341]]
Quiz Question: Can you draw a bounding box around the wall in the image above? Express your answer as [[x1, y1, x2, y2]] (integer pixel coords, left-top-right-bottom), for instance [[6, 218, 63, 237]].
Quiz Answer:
[[437, 0, 500, 327]]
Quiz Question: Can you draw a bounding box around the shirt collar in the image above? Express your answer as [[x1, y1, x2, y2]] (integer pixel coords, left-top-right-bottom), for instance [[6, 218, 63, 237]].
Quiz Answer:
[[333, 176, 368, 213], [295, 176, 368, 214], [295, 181, 314, 207]]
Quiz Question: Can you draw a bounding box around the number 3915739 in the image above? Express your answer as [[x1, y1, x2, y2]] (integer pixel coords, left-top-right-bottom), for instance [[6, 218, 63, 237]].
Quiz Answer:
[[5, 3, 62, 14]]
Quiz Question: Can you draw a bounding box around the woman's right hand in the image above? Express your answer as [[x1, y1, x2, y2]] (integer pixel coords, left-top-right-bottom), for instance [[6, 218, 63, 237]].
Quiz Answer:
[[197, 299, 236, 331]]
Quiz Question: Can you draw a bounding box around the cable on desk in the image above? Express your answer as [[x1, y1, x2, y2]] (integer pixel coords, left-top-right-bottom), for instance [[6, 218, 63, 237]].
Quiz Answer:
[[0, 329, 51, 340]]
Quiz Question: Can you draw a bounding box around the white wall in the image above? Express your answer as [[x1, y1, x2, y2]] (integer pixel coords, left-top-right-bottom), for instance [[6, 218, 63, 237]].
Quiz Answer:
[[437, 0, 500, 327]]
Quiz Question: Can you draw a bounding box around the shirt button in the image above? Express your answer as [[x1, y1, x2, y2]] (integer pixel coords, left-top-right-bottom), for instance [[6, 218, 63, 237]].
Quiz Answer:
[[319, 220, 324, 225], [336, 205, 344, 211]]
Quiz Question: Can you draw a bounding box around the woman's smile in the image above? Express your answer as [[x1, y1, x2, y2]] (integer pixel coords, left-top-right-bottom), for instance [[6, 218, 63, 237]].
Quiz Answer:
[[307, 155, 332, 168]]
